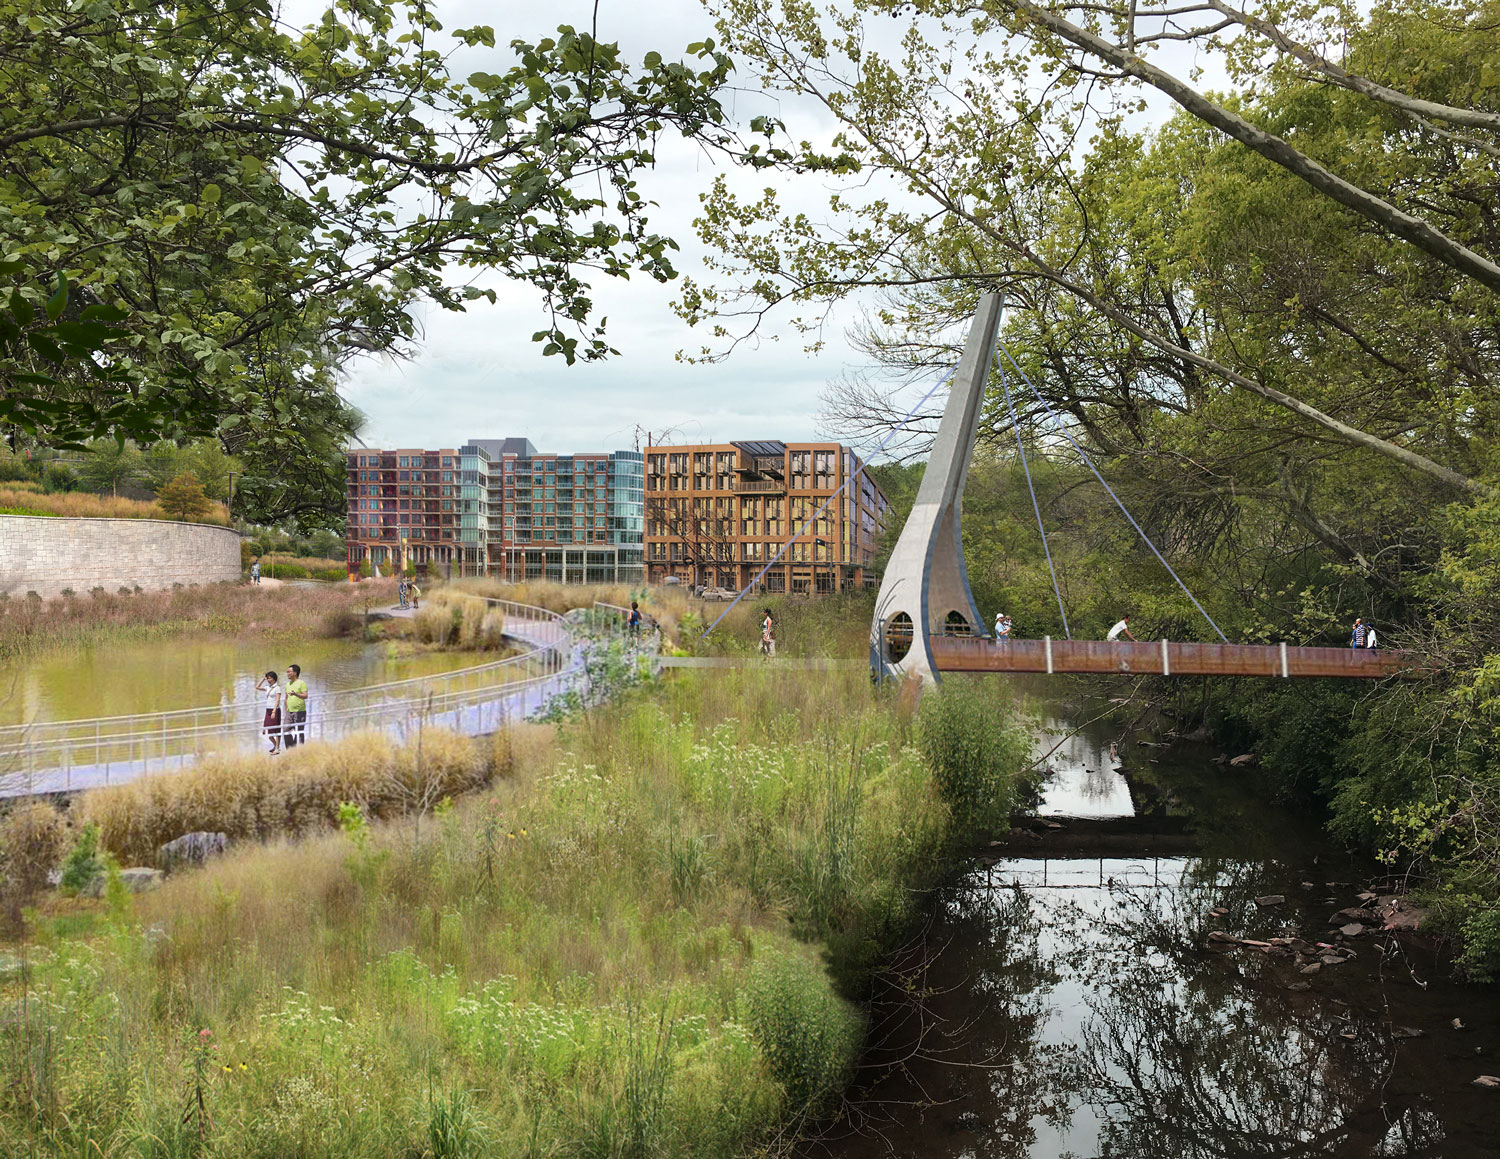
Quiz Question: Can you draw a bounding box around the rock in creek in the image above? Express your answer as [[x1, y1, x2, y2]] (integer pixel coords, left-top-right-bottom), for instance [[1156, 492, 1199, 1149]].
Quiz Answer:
[[1375, 895, 1428, 932], [1393, 1026, 1426, 1039], [1340, 923, 1367, 938], [1254, 894, 1286, 908], [1473, 1075, 1500, 1089], [1229, 753, 1259, 767], [1331, 906, 1372, 925]]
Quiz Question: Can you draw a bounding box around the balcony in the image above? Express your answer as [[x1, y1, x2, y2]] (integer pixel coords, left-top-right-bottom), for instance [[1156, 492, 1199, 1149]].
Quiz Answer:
[[732, 478, 785, 494]]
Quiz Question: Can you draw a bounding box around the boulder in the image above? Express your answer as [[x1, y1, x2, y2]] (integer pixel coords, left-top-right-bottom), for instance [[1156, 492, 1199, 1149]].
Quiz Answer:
[[1229, 753, 1258, 768], [1331, 906, 1371, 925], [1339, 923, 1367, 938], [1473, 1075, 1500, 1089], [81, 867, 162, 898], [1375, 896, 1428, 932], [1254, 894, 1286, 908], [157, 831, 228, 871]]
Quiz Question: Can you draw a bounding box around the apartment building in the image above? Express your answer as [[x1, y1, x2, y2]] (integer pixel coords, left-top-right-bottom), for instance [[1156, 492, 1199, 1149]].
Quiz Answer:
[[345, 447, 469, 573], [471, 438, 644, 584], [345, 439, 644, 582], [643, 440, 890, 594]]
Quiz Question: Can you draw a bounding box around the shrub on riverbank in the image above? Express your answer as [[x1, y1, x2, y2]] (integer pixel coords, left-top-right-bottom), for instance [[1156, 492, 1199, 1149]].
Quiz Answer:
[[1, 668, 1031, 1157]]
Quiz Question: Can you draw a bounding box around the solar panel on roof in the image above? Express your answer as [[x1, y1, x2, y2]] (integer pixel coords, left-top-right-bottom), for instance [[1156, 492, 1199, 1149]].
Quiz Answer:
[[731, 440, 787, 457]]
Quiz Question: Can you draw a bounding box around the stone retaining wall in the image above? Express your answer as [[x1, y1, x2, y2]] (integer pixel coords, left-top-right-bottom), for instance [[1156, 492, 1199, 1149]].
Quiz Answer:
[[0, 515, 241, 599]]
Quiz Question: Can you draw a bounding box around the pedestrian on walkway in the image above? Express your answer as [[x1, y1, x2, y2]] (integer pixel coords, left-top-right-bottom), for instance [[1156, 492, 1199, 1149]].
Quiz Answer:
[[761, 609, 776, 658], [1365, 623, 1378, 650], [994, 612, 1012, 641], [1107, 616, 1137, 642], [255, 670, 283, 754], [250, 559, 261, 584], [284, 663, 309, 749], [628, 601, 642, 639], [409, 580, 421, 609], [397, 577, 408, 609], [1350, 618, 1366, 649]]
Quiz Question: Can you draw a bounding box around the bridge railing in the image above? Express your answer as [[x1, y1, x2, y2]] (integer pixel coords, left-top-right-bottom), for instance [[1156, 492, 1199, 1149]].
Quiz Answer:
[[928, 635, 1424, 678], [0, 598, 571, 793]]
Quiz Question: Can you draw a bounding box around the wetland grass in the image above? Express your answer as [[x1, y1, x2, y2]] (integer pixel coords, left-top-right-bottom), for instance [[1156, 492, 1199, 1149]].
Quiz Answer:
[[1, 667, 1031, 1158]]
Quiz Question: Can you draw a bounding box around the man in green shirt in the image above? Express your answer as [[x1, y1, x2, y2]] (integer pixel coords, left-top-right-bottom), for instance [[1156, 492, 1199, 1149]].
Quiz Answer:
[[284, 663, 309, 748]]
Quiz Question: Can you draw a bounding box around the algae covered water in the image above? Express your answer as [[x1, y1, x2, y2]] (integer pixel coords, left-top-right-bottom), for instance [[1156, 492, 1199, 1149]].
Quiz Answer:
[[0, 635, 490, 727], [807, 685, 1500, 1158]]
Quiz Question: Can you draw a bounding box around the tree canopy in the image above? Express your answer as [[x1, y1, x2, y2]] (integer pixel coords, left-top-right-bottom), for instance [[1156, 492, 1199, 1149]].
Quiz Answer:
[[1, 0, 745, 523]]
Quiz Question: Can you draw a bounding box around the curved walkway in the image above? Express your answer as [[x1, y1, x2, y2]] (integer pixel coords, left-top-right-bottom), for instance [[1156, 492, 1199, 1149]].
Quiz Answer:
[[0, 598, 592, 798]]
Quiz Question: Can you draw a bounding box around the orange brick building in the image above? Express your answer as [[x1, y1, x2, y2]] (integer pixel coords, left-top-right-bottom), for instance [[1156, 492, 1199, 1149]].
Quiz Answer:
[[643, 440, 890, 594]]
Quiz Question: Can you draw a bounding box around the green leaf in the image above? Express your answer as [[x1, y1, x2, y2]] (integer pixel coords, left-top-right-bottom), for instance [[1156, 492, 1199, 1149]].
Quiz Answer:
[[45, 276, 69, 322]]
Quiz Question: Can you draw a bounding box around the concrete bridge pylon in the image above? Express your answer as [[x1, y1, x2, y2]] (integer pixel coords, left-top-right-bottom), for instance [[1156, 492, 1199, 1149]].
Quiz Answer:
[[870, 293, 1003, 686]]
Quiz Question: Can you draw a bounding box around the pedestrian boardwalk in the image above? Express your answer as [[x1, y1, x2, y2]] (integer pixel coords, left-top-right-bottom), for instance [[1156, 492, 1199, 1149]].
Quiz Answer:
[[928, 636, 1421, 678], [0, 599, 608, 799]]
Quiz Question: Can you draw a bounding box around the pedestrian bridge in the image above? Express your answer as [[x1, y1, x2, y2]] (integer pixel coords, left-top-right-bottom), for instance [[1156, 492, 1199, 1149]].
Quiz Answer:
[[922, 635, 1418, 679]]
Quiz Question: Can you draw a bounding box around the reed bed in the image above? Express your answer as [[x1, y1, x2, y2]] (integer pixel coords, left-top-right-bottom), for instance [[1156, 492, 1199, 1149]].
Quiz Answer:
[[0, 578, 397, 663], [1, 666, 1031, 1158], [0, 486, 230, 525]]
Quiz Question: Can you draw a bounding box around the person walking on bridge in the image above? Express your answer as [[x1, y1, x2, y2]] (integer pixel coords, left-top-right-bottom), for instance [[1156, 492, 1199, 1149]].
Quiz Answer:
[[1107, 616, 1137, 643], [1350, 618, 1367, 649], [993, 612, 1012, 642], [1365, 622, 1378, 650]]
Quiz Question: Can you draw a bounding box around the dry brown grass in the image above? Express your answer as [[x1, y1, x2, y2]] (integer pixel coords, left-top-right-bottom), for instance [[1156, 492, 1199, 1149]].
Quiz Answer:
[[0, 578, 398, 662], [0, 485, 230, 525], [78, 727, 493, 863]]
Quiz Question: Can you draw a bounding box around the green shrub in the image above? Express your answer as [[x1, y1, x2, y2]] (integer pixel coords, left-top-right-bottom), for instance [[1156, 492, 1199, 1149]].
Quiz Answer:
[[58, 822, 105, 897], [744, 949, 863, 1114], [1457, 906, 1500, 982], [917, 677, 1030, 842]]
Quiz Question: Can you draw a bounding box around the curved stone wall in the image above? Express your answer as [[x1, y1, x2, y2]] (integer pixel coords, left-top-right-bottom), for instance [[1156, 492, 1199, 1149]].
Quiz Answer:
[[0, 515, 242, 599]]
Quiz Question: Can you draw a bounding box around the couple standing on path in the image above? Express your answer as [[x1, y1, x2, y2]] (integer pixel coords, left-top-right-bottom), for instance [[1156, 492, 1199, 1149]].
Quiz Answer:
[[254, 665, 309, 754], [1351, 618, 1379, 650], [397, 577, 422, 610]]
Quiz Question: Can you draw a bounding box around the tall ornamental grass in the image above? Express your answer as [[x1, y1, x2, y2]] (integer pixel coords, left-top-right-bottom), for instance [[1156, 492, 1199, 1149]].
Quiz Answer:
[[0, 485, 230, 524], [0, 579, 397, 663], [1, 668, 1031, 1158]]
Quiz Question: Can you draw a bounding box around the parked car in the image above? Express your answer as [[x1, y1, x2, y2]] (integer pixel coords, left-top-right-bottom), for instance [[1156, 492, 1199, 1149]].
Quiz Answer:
[[700, 586, 739, 602]]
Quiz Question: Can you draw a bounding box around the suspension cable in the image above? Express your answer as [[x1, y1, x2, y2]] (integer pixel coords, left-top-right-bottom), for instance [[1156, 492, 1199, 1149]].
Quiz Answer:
[[701, 365, 959, 637], [997, 351, 1071, 639], [998, 341, 1230, 643]]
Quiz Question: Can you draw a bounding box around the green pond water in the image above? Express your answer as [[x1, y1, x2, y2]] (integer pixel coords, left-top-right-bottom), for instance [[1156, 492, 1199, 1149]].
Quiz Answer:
[[0, 636, 491, 726]]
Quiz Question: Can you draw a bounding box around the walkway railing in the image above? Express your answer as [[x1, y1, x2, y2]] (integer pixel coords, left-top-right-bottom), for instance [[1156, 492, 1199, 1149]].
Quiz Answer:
[[0, 598, 575, 797]]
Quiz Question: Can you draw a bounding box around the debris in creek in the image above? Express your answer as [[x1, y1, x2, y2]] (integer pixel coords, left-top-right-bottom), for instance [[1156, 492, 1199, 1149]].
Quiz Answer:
[[1472, 1075, 1500, 1089], [1392, 1026, 1425, 1039], [1229, 753, 1258, 767], [1452, 1018, 1466, 1031]]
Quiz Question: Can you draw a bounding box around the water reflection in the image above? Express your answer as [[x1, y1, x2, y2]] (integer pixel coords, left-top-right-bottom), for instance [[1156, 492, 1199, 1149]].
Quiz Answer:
[[1032, 713, 1133, 819], [815, 855, 1469, 1158], [0, 636, 490, 726]]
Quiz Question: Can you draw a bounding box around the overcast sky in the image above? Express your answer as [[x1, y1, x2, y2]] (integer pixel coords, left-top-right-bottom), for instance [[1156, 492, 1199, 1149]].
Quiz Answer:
[[281, 1, 1222, 458], [275, 0, 868, 456]]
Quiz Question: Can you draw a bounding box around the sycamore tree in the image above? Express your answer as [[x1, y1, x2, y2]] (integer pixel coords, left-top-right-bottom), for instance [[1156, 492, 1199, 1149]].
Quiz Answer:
[[0, 0, 751, 524]]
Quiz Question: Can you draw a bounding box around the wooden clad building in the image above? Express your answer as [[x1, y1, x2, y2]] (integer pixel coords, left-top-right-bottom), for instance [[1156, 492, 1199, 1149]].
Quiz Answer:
[[643, 440, 891, 594]]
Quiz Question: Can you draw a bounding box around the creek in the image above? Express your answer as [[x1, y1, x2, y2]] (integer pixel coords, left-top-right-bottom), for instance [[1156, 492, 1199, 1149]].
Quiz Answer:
[[0, 636, 491, 727], [809, 680, 1500, 1158]]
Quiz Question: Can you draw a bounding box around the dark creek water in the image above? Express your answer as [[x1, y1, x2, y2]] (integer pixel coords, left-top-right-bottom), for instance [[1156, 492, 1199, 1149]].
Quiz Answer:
[[808, 685, 1500, 1158]]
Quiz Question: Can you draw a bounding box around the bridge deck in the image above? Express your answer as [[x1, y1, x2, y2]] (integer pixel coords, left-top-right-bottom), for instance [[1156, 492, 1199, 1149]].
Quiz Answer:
[[929, 636, 1419, 679]]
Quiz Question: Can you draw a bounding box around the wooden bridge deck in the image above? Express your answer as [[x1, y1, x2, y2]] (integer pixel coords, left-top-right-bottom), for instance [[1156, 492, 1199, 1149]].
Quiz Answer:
[[929, 636, 1420, 679]]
